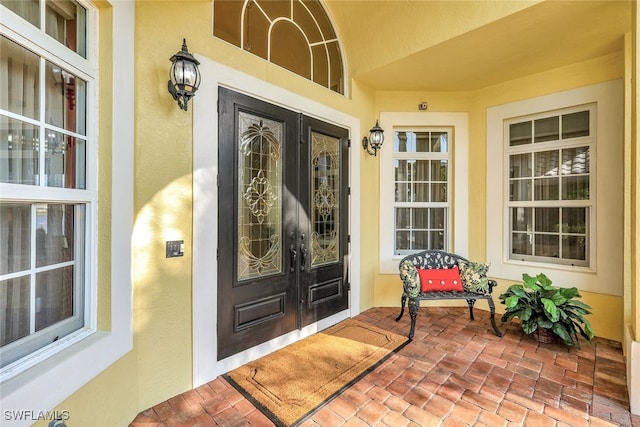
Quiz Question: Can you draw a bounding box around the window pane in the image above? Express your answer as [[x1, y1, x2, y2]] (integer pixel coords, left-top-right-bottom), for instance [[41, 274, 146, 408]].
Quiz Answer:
[[46, 0, 87, 58], [395, 182, 411, 202], [430, 183, 447, 202], [0, 116, 40, 185], [414, 159, 429, 181], [1, 36, 40, 119], [512, 233, 532, 256], [562, 111, 589, 139], [46, 61, 87, 135], [396, 230, 410, 251], [415, 132, 430, 152], [535, 208, 559, 233], [534, 116, 559, 142], [511, 207, 532, 232], [395, 132, 411, 152], [562, 176, 589, 200], [35, 265, 74, 331], [35, 204, 75, 268], [534, 177, 559, 200], [509, 121, 531, 146], [429, 231, 445, 250], [430, 160, 447, 181], [0, 203, 31, 275], [562, 208, 586, 234], [510, 153, 531, 178], [429, 132, 448, 152], [534, 150, 559, 177], [563, 236, 586, 261], [45, 130, 86, 189], [396, 208, 410, 229], [413, 231, 429, 249], [0, 275, 31, 346], [429, 208, 445, 231], [535, 234, 559, 258], [410, 183, 427, 202], [1, 0, 40, 27], [562, 147, 589, 175], [509, 179, 531, 201], [412, 208, 427, 229]]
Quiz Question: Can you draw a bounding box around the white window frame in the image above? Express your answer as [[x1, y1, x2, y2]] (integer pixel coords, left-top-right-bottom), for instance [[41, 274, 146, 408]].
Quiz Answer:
[[504, 104, 595, 268], [1, 1, 133, 421], [486, 80, 624, 295], [379, 112, 469, 274], [392, 127, 452, 256], [1, 0, 96, 377]]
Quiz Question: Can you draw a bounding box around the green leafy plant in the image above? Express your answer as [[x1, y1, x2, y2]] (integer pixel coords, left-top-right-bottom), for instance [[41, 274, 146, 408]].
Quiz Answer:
[[499, 273, 594, 346]]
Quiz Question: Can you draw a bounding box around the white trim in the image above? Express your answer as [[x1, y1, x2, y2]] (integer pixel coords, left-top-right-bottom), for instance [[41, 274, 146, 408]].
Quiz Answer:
[[486, 80, 624, 295], [626, 325, 640, 415], [0, 2, 134, 425], [378, 112, 469, 274], [192, 57, 360, 385]]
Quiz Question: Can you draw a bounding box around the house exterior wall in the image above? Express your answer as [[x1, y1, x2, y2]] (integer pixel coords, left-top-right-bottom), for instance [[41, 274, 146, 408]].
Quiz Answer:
[[15, 1, 638, 426], [370, 52, 626, 343]]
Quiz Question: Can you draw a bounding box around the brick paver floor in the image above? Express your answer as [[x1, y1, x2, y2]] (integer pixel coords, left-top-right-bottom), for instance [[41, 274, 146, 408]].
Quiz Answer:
[[131, 306, 640, 426]]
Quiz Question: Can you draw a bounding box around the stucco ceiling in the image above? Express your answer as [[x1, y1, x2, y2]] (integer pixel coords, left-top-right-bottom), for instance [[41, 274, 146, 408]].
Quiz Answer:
[[329, 1, 632, 92]]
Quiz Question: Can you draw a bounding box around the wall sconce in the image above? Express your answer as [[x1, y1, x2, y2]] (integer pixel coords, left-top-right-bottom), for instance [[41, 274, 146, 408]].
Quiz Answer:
[[168, 39, 201, 111], [362, 120, 384, 156]]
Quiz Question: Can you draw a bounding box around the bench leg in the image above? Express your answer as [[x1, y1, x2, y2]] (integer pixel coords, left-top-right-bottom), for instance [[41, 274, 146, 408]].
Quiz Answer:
[[396, 293, 407, 321], [486, 297, 503, 337], [466, 299, 476, 320], [408, 298, 420, 340]]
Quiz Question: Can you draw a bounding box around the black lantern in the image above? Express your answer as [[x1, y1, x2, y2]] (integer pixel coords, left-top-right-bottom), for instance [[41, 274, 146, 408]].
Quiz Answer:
[[362, 120, 384, 156], [168, 39, 201, 111]]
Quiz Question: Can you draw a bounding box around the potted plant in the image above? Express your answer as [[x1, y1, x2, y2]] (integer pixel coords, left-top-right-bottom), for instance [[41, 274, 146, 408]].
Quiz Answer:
[[499, 273, 594, 346]]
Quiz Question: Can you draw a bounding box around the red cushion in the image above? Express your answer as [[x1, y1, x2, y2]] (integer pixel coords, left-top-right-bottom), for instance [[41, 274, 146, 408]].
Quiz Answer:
[[418, 266, 464, 292]]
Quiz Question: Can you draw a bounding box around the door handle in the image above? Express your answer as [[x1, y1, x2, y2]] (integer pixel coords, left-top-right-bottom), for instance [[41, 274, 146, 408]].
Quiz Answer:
[[289, 245, 297, 272], [300, 243, 307, 271], [299, 233, 307, 271]]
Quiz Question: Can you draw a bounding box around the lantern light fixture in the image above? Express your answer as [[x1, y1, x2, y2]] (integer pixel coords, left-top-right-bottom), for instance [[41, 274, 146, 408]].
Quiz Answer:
[[362, 120, 384, 156], [168, 39, 201, 111]]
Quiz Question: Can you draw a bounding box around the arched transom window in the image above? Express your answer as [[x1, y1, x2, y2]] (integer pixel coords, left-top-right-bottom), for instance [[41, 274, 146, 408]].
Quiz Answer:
[[214, 0, 345, 94]]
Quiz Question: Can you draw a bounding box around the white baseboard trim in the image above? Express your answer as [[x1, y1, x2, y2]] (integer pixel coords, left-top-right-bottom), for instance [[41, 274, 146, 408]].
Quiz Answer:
[[625, 324, 640, 415]]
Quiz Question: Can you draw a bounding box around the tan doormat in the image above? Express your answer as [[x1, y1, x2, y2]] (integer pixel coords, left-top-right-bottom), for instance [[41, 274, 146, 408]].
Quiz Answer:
[[223, 318, 409, 426]]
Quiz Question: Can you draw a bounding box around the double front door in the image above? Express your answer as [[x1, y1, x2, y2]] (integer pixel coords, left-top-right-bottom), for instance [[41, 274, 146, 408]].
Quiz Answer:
[[217, 88, 349, 360]]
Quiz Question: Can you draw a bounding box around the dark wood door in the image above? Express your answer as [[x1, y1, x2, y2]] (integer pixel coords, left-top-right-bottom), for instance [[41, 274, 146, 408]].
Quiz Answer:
[[298, 116, 349, 327], [217, 88, 349, 360]]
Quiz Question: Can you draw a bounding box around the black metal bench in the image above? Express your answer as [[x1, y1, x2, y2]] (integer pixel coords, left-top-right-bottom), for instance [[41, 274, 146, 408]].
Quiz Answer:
[[395, 250, 502, 340]]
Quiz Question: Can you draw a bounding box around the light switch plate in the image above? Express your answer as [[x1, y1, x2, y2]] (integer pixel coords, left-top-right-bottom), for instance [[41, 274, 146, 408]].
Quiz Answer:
[[166, 240, 184, 258]]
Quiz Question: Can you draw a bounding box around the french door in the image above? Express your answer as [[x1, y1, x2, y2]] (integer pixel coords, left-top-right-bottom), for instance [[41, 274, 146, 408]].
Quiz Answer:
[[217, 88, 349, 360]]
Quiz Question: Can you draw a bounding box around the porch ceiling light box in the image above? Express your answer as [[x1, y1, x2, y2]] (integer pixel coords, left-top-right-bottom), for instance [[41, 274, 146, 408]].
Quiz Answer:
[[168, 39, 201, 111], [362, 120, 384, 156]]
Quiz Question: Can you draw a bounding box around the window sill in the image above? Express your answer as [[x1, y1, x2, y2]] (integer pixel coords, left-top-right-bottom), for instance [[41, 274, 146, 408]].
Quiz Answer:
[[0, 327, 132, 427]]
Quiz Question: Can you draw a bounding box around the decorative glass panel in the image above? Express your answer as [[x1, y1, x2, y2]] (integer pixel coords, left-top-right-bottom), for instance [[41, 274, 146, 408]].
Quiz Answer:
[[311, 131, 339, 266], [237, 112, 283, 281], [213, 0, 344, 94]]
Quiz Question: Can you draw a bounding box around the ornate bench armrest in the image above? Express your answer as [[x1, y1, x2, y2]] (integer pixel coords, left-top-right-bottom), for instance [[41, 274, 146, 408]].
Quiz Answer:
[[399, 260, 420, 298], [487, 279, 497, 293]]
